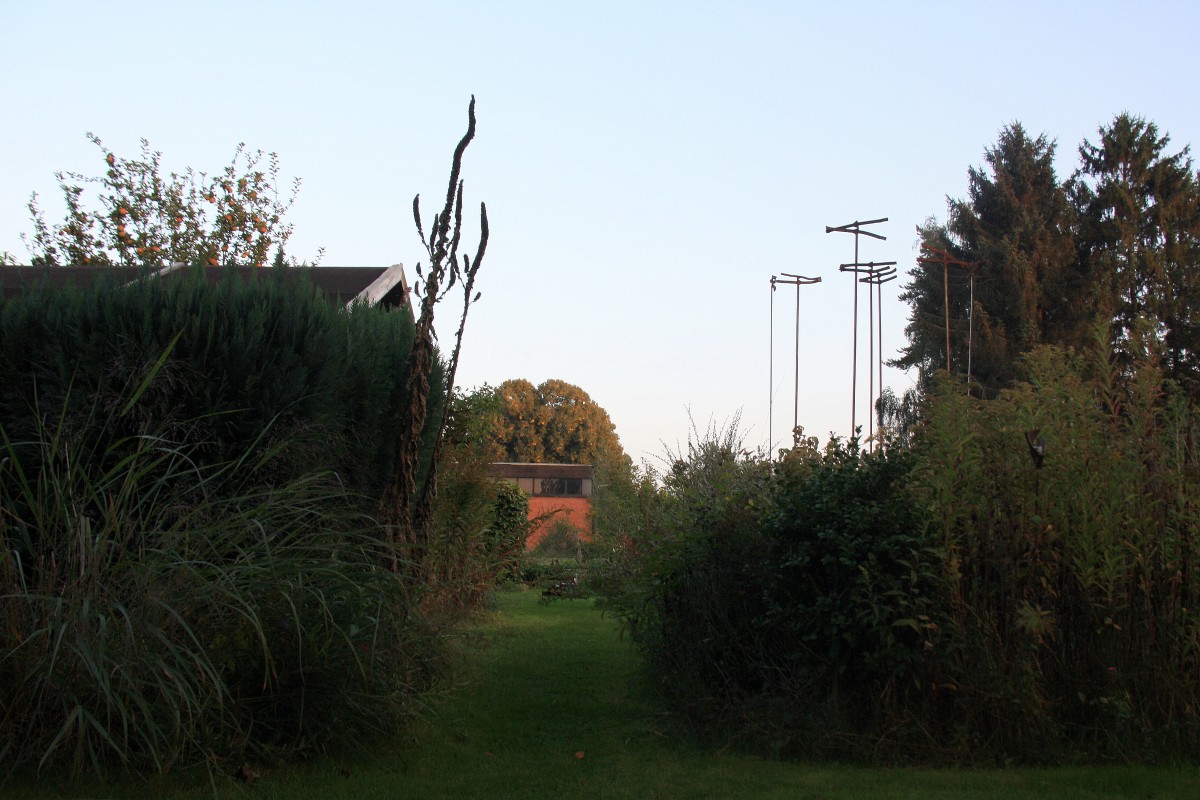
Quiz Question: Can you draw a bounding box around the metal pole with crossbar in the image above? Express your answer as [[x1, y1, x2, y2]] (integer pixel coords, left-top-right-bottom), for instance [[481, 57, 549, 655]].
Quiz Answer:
[[827, 218, 887, 440], [916, 240, 980, 384], [859, 266, 898, 451], [770, 272, 822, 449]]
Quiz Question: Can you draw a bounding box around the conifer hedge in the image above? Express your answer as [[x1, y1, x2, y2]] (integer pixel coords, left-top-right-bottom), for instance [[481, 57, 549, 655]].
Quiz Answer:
[[0, 266, 446, 777], [0, 265, 442, 502]]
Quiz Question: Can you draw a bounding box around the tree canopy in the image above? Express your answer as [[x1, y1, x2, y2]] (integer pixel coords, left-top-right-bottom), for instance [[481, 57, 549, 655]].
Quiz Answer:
[[1070, 115, 1200, 393], [490, 378, 632, 477], [23, 133, 315, 268], [895, 113, 1200, 402]]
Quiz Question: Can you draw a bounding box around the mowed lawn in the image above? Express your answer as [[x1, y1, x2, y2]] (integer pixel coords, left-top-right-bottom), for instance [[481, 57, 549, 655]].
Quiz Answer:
[[14, 589, 1200, 799]]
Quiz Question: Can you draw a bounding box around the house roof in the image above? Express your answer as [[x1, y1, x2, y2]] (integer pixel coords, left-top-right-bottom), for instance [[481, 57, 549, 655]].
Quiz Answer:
[[1, 263, 412, 311], [488, 463, 594, 480]]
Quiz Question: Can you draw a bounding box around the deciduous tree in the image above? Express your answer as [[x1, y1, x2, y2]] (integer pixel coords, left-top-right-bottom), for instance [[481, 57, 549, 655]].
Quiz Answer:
[[491, 378, 632, 478], [23, 133, 316, 268]]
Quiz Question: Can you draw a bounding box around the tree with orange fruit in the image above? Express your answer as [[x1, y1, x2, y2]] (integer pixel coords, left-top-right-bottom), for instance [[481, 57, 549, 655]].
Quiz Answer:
[[22, 133, 319, 268]]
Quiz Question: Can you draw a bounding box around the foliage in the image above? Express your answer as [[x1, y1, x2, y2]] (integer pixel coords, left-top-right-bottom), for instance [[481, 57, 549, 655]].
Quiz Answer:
[[421, 458, 532, 617], [23, 133, 319, 268], [592, 422, 779, 738], [597, 342, 1200, 763], [531, 518, 585, 560], [407, 385, 529, 616], [490, 378, 632, 478], [897, 114, 1200, 407], [911, 341, 1200, 761], [0, 264, 435, 506], [606, 424, 939, 758], [0, 102, 503, 786], [896, 124, 1083, 397], [759, 442, 940, 751], [443, 383, 505, 463], [0, 391, 439, 779], [489, 480, 531, 578], [1069, 114, 1200, 395], [0, 260, 458, 782]]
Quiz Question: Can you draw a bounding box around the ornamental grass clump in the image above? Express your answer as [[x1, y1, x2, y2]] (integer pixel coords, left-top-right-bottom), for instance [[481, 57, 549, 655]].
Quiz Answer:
[[0, 391, 439, 780]]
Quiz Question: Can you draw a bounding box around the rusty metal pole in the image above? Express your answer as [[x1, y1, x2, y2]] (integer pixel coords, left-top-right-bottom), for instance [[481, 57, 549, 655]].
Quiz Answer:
[[769, 276, 776, 453], [866, 265, 880, 449], [917, 241, 981, 381], [855, 265, 897, 452], [942, 262, 950, 371], [966, 264, 977, 390], [861, 267, 897, 451], [878, 273, 894, 431], [827, 218, 888, 442], [840, 258, 895, 449], [776, 273, 821, 448]]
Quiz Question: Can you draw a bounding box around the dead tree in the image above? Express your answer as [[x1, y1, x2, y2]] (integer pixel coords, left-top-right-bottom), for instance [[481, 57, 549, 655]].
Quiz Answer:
[[379, 97, 489, 572]]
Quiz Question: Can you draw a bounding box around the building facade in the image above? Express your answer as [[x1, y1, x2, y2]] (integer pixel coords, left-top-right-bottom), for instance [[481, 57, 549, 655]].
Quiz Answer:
[[487, 462, 594, 551]]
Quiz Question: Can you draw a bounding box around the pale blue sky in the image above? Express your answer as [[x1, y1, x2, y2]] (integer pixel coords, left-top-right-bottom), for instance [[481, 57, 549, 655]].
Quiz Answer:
[[4, 1, 1198, 466]]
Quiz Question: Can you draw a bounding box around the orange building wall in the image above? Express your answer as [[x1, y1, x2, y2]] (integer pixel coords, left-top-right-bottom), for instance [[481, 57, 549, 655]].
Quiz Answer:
[[525, 496, 593, 551]]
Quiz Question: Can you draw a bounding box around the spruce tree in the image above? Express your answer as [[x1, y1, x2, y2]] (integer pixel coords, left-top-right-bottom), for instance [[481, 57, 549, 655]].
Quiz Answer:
[[896, 123, 1080, 397], [1069, 113, 1200, 394]]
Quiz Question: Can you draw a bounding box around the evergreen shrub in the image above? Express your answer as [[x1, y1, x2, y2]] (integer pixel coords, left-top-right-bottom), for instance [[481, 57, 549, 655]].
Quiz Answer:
[[0, 267, 447, 778], [0, 265, 442, 503]]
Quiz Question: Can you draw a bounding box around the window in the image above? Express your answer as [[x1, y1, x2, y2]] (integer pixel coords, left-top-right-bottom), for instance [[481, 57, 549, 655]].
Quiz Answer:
[[537, 477, 583, 496]]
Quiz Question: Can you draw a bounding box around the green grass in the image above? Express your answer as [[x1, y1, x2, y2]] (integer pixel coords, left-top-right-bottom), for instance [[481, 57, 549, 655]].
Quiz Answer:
[[10, 589, 1200, 799]]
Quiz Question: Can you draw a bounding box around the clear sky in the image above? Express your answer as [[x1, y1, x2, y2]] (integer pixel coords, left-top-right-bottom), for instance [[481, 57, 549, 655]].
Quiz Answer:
[[4, 1, 1198, 468]]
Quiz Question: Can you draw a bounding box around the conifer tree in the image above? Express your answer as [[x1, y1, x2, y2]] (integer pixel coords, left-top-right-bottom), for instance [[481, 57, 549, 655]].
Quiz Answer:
[[1069, 113, 1200, 393], [897, 124, 1082, 396]]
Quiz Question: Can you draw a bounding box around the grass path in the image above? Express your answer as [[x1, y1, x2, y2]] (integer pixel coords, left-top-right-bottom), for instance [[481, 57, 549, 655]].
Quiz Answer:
[[15, 589, 1200, 798], [259, 589, 1197, 800]]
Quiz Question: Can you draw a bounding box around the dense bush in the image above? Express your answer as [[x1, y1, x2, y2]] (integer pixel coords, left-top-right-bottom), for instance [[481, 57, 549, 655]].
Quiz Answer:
[[0, 269, 453, 779], [415, 390, 533, 617], [912, 344, 1200, 761], [489, 479, 532, 578], [600, 429, 937, 758], [0, 265, 442, 504], [421, 457, 533, 616], [596, 425, 782, 739], [759, 443, 940, 756], [602, 341, 1200, 763], [0, 396, 440, 777]]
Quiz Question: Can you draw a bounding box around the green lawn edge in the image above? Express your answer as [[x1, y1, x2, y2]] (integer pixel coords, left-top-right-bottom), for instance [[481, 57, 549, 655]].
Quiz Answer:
[[11, 588, 1200, 799]]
